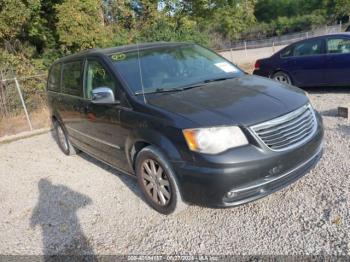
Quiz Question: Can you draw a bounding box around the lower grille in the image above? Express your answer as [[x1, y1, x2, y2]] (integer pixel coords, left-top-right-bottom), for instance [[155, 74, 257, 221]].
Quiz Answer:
[[251, 104, 317, 151]]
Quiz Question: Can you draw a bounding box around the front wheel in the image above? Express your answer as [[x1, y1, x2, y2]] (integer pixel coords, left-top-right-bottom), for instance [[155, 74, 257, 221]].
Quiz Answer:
[[135, 146, 187, 215], [272, 71, 292, 85]]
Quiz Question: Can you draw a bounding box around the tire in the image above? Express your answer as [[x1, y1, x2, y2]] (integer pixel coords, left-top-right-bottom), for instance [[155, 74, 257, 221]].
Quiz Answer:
[[272, 71, 292, 85], [135, 146, 187, 215], [53, 120, 78, 156]]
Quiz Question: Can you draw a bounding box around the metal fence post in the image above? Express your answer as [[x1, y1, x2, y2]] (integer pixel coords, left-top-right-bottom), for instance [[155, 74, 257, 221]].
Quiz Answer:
[[306, 32, 309, 39], [244, 41, 248, 57], [14, 77, 33, 131], [272, 41, 275, 54], [230, 48, 234, 63], [340, 21, 342, 32]]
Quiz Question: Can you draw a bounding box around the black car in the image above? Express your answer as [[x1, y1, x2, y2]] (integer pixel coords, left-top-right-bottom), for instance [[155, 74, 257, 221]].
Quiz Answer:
[[47, 42, 324, 214], [253, 33, 350, 87]]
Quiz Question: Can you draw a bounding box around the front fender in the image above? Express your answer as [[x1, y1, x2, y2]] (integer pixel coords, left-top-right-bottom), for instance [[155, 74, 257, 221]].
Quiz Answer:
[[125, 127, 185, 173]]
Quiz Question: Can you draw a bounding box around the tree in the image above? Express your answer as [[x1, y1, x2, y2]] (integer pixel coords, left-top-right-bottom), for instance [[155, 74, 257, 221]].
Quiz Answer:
[[55, 0, 109, 52], [26, 0, 59, 54], [254, 0, 324, 22], [103, 0, 136, 29], [211, 0, 256, 39], [334, 0, 350, 20], [0, 0, 30, 42]]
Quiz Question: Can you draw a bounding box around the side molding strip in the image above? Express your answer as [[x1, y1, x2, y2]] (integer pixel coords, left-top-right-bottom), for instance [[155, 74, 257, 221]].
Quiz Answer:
[[66, 126, 121, 150]]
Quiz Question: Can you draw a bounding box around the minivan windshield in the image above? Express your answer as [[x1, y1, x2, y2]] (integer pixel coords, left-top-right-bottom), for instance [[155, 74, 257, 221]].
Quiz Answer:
[[110, 44, 243, 94]]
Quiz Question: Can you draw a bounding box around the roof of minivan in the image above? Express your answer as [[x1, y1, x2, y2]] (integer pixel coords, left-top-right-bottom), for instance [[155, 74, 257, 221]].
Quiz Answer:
[[55, 42, 191, 63]]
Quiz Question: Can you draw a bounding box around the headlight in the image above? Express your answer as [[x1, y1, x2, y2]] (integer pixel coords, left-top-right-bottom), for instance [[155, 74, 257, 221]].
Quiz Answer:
[[183, 126, 249, 154]]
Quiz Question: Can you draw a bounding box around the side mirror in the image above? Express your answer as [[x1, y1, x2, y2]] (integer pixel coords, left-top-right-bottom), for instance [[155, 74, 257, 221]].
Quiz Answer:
[[91, 87, 116, 104]]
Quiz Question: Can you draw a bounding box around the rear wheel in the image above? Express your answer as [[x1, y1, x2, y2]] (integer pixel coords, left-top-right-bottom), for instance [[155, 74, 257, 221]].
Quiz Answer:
[[53, 120, 78, 156], [135, 146, 187, 215], [272, 71, 292, 85]]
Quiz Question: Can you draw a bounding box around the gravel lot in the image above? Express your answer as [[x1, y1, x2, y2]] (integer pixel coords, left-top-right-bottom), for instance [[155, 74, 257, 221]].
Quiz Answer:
[[219, 45, 286, 65], [0, 87, 349, 256]]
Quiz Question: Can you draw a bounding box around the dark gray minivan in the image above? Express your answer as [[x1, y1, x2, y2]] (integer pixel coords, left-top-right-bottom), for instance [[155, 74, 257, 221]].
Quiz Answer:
[[47, 42, 324, 214]]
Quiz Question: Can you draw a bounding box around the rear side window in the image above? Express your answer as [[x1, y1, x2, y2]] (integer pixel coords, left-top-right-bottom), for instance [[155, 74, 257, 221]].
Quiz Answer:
[[62, 61, 83, 97], [48, 63, 61, 92], [327, 38, 350, 54], [293, 39, 323, 57], [280, 47, 293, 58]]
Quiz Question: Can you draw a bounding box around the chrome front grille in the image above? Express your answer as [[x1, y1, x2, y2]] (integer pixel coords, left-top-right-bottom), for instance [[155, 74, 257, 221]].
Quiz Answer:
[[251, 104, 317, 151]]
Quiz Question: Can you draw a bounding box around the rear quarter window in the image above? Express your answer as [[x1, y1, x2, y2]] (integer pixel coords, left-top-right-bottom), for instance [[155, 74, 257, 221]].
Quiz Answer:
[[62, 61, 83, 97], [47, 63, 61, 92], [327, 38, 350, 54], [280, 47, 293, 58]]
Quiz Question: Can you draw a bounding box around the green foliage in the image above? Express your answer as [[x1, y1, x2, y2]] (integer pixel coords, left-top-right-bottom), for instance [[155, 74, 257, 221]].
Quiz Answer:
[[334, 0, 350, 18], [0, 49, 46, 114], [55, 0, 109, 52], [272, 14, 326, 35], [255, 0, 325, 22], [27, 0, 57, 53], [209, 1, 256, 39], [0, 0, 30, 41], [138, 14, 211, 45], [253, 0, 346, 37]]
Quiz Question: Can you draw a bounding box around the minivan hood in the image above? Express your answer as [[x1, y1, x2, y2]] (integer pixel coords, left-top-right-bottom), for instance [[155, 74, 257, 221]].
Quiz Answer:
[[146, 75, 309, 127]]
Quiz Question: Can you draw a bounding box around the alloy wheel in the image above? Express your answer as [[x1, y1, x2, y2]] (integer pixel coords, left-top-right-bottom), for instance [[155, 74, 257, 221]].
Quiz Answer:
[[273, 73, 291, 85], [141, 159, 171, 206]]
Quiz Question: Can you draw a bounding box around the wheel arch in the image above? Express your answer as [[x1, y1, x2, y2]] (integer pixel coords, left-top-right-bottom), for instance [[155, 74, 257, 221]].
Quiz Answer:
[[51, 110, 64, 125], [125, 128, 183, 174], [50, 112, 72, 140], [271, 69, 294, 84]]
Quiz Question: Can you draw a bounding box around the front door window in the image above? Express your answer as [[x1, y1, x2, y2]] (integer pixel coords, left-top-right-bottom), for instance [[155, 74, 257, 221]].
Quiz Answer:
[[85, 60, 116, 99], [293, 39, 323, 57]]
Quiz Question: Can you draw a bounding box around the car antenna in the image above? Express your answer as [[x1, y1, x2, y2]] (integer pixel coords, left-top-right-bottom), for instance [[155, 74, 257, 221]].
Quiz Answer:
[[137, 42, 147, 103]]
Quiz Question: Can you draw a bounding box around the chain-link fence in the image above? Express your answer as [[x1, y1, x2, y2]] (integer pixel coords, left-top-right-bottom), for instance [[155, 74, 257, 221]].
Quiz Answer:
[[218, 24, 343, 52], [217, 24, 344, 69], [0, 71, 49, 137]]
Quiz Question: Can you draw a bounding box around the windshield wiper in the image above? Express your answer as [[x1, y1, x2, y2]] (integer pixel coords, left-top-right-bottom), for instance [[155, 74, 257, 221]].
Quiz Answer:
[[134, 77, 234, 95], [135, 87, 184, 95], [203, 76, 236, 83], [135, 83, 205, 95]]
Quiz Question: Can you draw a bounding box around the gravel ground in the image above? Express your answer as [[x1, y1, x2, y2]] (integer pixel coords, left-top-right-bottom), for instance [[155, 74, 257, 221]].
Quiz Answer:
[[0, 87, 349, 256]]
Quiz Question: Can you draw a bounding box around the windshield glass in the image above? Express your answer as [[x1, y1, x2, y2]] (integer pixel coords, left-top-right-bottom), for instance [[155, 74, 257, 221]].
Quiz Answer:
[[109, 44, 243, 94]]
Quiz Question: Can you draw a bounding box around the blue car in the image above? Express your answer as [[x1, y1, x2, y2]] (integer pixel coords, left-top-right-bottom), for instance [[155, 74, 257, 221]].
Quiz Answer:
[[253, 33, 350, 87]]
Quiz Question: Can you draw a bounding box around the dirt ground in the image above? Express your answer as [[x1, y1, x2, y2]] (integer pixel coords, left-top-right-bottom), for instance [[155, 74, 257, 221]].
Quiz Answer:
[[0, 108, 51, 137]]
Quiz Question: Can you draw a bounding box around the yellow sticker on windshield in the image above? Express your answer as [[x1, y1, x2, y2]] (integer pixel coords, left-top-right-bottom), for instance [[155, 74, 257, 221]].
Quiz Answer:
[[111, 53, 126, 61]]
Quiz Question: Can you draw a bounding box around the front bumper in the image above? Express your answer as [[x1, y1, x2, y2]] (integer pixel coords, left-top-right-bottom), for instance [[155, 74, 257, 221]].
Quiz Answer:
[[173, 115, 324, 207], [222, 144, 323, 206]]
